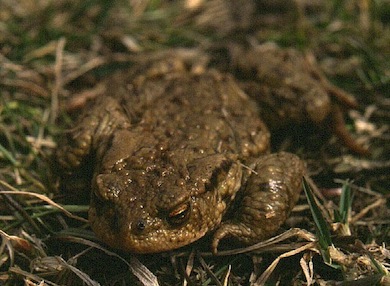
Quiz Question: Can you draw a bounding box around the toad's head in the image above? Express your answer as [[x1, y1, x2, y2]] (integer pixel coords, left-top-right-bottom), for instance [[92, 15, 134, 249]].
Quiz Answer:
[[89, 151, 242, 253]]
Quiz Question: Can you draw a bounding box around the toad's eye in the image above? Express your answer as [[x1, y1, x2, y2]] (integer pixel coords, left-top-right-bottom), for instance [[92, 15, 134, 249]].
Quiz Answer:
[[167, 202, 191, 226], [136, 219, 146, 231]]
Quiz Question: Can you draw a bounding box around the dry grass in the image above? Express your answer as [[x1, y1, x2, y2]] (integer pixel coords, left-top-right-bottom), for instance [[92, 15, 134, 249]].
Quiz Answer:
[[0, 0, 389, 285]]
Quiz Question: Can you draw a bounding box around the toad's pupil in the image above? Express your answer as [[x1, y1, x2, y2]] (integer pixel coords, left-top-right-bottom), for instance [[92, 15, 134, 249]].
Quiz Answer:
[[136, 219, 146, 231]]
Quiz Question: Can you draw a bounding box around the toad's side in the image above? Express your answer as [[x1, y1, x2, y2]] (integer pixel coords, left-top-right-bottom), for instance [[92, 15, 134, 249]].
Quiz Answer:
[[56, 64, 305, 253]]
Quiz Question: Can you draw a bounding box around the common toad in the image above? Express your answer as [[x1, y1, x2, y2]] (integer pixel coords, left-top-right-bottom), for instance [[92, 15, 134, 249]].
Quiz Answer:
[[56, 57, 307, 254]]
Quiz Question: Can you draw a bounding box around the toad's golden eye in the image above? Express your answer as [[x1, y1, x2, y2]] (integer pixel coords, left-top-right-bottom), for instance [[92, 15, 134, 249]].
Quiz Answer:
[[167, 202, 191, 225]]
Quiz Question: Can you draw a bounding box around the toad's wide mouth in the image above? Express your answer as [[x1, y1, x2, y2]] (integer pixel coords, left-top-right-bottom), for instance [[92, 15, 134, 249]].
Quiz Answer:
[[88, 206, 208, 253]]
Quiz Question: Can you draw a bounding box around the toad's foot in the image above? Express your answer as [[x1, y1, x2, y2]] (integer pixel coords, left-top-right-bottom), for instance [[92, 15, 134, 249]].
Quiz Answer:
[[304, 52, 370, 155], [212, 152, 305, 254], [229, 43, 369, 155]]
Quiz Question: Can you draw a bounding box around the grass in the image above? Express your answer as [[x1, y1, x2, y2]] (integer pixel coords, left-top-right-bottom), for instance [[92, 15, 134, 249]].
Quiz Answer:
[[1, 0, 389, 285]]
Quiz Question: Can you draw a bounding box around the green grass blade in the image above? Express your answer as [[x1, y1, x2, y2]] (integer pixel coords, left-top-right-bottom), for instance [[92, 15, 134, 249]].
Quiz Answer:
[[302, 177, 333, 264], [339, 181, 352, 224]]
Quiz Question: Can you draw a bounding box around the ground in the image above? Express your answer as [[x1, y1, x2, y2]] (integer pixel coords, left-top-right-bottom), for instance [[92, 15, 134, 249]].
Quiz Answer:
[[0, 1, 389, 285]]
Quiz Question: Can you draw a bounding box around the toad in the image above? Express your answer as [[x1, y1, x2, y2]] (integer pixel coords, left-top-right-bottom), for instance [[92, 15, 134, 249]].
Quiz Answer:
[[56, 49, 358, 254]]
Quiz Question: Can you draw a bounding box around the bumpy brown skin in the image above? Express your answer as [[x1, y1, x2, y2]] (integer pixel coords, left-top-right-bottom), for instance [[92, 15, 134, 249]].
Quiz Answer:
[[56, 63, 306, 254]]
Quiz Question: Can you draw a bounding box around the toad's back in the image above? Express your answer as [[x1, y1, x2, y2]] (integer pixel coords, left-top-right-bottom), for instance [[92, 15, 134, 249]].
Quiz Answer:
[[114, 70, 270, 162]]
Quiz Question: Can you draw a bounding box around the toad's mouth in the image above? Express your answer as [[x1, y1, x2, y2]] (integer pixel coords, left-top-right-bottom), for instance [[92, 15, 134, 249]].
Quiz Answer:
[[89, 206, 210, 253]]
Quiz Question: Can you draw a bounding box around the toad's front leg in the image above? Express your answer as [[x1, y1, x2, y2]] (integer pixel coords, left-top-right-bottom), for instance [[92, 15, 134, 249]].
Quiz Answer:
[[212, 152, 305, 253], [56, 96, 130, 174]]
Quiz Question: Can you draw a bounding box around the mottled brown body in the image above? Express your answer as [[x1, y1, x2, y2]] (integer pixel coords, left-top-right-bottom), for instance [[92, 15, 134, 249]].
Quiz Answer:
[[57, 60, 306, 253]]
